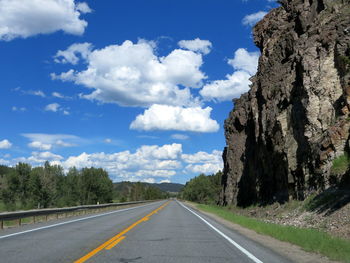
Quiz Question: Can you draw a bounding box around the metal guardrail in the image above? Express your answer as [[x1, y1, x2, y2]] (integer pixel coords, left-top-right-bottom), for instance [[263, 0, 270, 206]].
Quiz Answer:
[[0, 200, 156, 229]]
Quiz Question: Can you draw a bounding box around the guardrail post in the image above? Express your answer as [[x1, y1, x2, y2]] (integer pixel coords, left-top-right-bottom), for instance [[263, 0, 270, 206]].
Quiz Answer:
[[1, 220, 3, 230]]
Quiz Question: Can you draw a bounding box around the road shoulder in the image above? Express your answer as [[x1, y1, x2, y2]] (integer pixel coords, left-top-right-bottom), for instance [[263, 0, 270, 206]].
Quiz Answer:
[[183, 201, 339, 263]]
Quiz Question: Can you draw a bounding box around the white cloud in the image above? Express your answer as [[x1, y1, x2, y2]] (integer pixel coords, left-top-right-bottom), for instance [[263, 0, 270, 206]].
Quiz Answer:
[[28, 141, 52, 151], [44, 103, 70, 114], [130, 104, 219, 132], [0, 0, 91, 41], [52, 92, 70, 100], [76, 2, 92, 13], [62, 143, 183, 180], [160, 179, 171, 183], [0, 139, 12, 149], [171, 134, 189, 140], [228, 48, 260, 75], [142, 178, 156, 184], [54, 42, 92, 65], [45, 103, 60, 112], [14, 88, 46, 97], [52, 40, 206, 107], [185, 163, 222, 175], [242, 11, 267, 26], [55, 140, 75, 147], [12, 106, 27, 112], [52, 92, 64, 98], [12, 151, 63, 164], [30, 90, 46, 97], [104, 138, 112, 143], [200, 48, 259, 101], [30, 151, 63, 162], [22, 133, 79, 150], [137, 144, 182, 160], [0, 159, 10, 165], [182, 150, 223, 175], [178, 38, 212, 55], [182, 150, 222, 164], [2, 141, 222, 182]]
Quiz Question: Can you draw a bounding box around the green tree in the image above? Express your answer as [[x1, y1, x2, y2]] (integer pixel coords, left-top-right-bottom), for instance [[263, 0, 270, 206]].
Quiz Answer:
[[181, 171, 222, 204]]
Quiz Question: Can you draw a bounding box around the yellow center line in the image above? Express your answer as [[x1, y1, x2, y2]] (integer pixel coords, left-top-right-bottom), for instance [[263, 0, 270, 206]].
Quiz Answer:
[[105, 236, 126, 250], [74, 201, 169, 263]]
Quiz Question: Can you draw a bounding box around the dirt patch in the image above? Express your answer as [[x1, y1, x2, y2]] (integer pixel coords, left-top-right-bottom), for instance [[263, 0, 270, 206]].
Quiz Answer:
[[185, 201, 340, 263]]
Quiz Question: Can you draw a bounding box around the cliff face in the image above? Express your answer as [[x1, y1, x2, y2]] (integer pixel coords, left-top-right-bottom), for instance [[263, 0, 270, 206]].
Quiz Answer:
[[221, 0, 350, 206]]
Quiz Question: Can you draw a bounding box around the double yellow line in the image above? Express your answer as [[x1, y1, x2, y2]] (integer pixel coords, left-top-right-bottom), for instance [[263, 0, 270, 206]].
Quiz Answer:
[[74, 201, 169, 263]]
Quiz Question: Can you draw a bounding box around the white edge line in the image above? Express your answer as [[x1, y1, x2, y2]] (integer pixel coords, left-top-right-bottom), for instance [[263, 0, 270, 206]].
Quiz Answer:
[[0, 201, 162, 240], [178, 201, 263, 263]]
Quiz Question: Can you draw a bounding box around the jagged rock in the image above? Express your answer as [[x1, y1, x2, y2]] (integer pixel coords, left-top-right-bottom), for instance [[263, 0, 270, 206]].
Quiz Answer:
[[221, 0, 350, 207]]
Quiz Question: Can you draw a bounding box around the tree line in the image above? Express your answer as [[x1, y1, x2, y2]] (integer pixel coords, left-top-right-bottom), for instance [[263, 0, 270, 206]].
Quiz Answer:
[[180, 171, 222, 204], [0, 162, 114, 211], [113, 181, 169, 202], [0, 162, 169, 212]]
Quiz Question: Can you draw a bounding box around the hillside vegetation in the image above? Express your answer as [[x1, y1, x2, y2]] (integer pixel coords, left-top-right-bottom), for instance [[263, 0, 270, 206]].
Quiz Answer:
[[0, 163, 169, 212]]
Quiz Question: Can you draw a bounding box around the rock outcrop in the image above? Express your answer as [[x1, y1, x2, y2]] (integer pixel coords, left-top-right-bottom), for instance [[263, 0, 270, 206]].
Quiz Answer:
[[221, 0, 350, 206]]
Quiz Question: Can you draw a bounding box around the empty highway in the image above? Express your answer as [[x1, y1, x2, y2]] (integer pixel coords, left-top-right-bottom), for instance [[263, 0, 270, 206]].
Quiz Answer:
[[0, 200, 291, 263]]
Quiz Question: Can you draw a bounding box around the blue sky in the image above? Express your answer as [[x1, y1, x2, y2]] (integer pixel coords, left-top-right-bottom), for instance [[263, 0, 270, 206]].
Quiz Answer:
[[0, 0, 278, 184]]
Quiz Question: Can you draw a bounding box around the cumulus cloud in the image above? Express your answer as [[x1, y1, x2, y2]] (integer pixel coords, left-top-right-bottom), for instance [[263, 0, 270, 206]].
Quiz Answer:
[[0, 0, 91, 41], [1, 142, 223, 182], [228, 48, 260, 75], [76, 2, 92, 13], [137, 143, 182, 159], [130, 104, 219, 132], [54, 42, 93, 65], [185, 163, 222, 175], [182, 150, 223, 175], [51, 40, 206, 107], [62, 143, 183, 180], [0, 139, 12, 149], [242, 11, 267, 26], [182, 150, 222, 164], [178, 38, 212, 55], [200, 48, 259, 101]]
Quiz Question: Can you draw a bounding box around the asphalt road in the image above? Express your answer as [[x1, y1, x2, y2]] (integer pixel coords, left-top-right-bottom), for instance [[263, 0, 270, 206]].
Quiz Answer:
[[0, 200, 292, 263]]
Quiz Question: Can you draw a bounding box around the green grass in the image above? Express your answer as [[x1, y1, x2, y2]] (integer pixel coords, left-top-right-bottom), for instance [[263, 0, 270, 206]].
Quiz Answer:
[[196, 204, 350, 262], [331, 154, 350, 175]]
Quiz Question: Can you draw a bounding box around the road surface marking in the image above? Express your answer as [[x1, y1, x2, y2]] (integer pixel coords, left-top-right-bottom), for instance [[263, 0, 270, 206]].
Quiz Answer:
[[0, 201, 162, 240], [105, 236, 126, 250], [74, 201, 169, 263], [178, 201, 263, 263]]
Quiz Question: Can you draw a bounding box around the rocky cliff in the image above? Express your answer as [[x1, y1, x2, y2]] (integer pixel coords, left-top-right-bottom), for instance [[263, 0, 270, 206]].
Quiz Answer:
[[221, 0, 350, 206]]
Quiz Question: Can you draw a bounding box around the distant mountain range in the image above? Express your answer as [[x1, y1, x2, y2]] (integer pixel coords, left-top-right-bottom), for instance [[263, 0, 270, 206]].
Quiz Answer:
[[113, 181, 184, 193]]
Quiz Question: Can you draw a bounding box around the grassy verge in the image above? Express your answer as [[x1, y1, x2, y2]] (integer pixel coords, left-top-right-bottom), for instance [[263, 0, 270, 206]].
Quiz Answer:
[[196, 204, 350, 263]]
